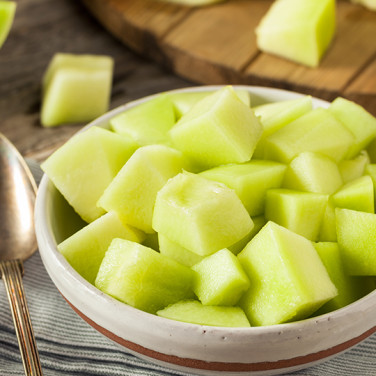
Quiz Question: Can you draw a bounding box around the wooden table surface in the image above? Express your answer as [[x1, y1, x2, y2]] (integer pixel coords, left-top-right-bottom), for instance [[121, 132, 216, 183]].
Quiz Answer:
[[0, 0, 192, 162]]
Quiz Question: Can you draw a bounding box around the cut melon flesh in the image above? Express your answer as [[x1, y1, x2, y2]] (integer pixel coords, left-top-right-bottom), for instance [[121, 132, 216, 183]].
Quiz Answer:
[[255, 0, 335, 67], [329, 97, 376, 159], [319, 200, 337, 242], [192, 249, 250, 306], [153, 171, 254, 256], [41, 53, 114, 127], [253, 96, 312, 158], [157, 300, 250, 327], [98, 145, 184, 233], [110, 94, 176, 146], [339, 151, 370, 183], [283, 152, 343, 195], [199, 160, 286, 216], [58, 212, 144, 284], [41, 126, 138, 223], [0, 1, 16, 48], [95, 239, 195, 314], [238, 221, 337, 326], [336, 208, 376, 275], [264, 108, 354, 164], [169, 86, 262, 170], [365, 164, 376, 198], [265, 189, 328, 241]]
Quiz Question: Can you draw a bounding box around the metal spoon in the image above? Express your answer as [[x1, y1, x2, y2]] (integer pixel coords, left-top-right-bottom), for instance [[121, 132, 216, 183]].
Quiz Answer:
[[0, 133, 43, 375]]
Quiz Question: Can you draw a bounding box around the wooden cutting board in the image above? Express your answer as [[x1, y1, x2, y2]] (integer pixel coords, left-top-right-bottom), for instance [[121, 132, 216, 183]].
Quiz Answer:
[[82, 0, 376, 115]]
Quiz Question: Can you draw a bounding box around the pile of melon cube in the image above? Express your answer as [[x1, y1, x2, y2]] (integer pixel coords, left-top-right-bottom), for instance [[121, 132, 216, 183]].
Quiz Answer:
[[42, 86, 376, 327]]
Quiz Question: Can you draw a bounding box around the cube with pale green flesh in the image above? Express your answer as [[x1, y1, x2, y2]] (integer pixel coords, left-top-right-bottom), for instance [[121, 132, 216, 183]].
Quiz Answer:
[[110, 95, 176, 146], [329, 97, 376, 159], [339, 151, 370, 183], [336, 208, 376, 275], [313, 242, 371, 315], [42, 126, 138, 223], [95, 239, 195, 314], [255, 0, 335, 67], [265, 189, 328, 241], [238, 221, 337, 326], [157, 300, 250, 327], [41, 53, 114, 127], [98, 145, 184, 233], [0, 1, 16, 48], [264, 108, 354, 164], [319, 200, 337, 242], [192, 249, 250, 306], [283, 152, 343, 195], [58, 212, 144, 284], [253, 96, 312, 158], [332, 175, 374, 214], [169, 86, 263, 171], [169, 89, 251, 119], [153, 172, 253, 256], [200, 160, 286, 216]]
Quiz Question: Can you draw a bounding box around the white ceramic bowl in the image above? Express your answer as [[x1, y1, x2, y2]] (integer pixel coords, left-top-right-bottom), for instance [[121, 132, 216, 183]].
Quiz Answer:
[[35, 86, 376, 376]]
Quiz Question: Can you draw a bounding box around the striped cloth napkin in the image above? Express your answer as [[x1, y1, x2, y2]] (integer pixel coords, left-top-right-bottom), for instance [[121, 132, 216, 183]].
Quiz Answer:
[[0, 161, 375, 375]]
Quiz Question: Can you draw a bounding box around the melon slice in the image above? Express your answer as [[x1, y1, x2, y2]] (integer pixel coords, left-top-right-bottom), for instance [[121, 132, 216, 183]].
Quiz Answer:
[[41, 126, 138, 223], [0, 1, 16, 48], [238, 221, 337, 326], [95, 239, 195, 313], [339, 151, 370, 183], [152, 171, 253, 256], [157, 300, 250, 327]]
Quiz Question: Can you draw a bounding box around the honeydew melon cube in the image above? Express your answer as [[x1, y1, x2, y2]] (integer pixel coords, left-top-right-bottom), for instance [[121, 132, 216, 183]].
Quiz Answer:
[[339, 151, 370, 183], [41, 126, 138, 223], [283, 152, 343, 195], [265, 189, 328, 241], [58, 212, 144, 284], [110, 95, 176, 146], [319, 200, 337, 242], [253, 96, 312, 158], [329, 97, 376, 159], [98, 144, 184, 233], [192, 249, 250, 306], [199, 160, 286, 216], [41, 53, 114, 127], [0, 1, 16, 48], [264, 108, 354, 164], [152, 171, 254, 256], [238, 221, 337, 326], [157, 300, 250, 327], [169, 86, 263, 170], [95, 239, 195, 314], [169, 89, 251, 119], [336, 208, 376, 275], [255, 0, 335, 67], [332, 175, 374, 213]]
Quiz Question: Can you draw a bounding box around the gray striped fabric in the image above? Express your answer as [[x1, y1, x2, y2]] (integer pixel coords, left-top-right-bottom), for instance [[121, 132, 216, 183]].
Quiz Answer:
[[0, 162, 375, 375]]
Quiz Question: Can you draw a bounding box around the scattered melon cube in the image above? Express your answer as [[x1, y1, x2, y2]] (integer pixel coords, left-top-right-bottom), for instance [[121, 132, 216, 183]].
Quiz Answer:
[[283, 152, 343, 195], [95, 239, 195, 314], [255, 0, 335, 67], [329, 97, 376, 159], [339, 151, 370, 183], [200, 160, 286, 216], [41, 53, 114, 127], [319, 200, 337, 242], [253, 96, 312, 158], [41, 126, 138, 222], [332, 175, 374, 213], [98, 144, 184, 233], [110, 94, 176, 146], [265, 189, 328, 241], [336, 208, 376, 275], [238, 221, 337, 326], [169, 86, 262, 170], [264, 108, 354, 164], [153, 171, 253, 256], [58, 212, 144, 284], [0, 1, 16, 48], [192, 249, 250, 306], [157, 300, 250, 327]]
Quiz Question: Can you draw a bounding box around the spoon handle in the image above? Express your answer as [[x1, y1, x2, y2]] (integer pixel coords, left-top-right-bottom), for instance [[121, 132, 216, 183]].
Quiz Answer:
[[0, 260, 43, 376]]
